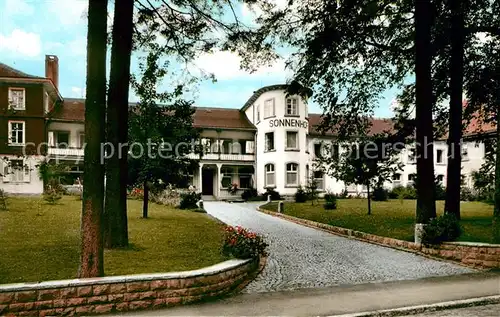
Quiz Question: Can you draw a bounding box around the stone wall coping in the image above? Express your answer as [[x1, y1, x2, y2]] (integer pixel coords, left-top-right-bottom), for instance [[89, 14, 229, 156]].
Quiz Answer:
[[0, 259, 251, 293], [445, 241, 500, 247]]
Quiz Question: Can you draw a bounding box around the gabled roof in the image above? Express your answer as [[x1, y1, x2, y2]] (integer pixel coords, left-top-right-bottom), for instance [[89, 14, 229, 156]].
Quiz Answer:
[[0, 63, 44, 79], [50, 98, 86, 122], [193, 107, 256, 130]]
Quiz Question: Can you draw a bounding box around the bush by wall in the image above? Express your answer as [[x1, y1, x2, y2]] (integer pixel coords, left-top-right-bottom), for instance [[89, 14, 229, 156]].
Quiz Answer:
[[371, 186, 388, 201], [294, 186, 308, 203], [263, 188, 281, 201], [222, 226, 268, 259], [241, 188, 258, 201], [421, 213, 462, 245], [179, 191, 202, 210]]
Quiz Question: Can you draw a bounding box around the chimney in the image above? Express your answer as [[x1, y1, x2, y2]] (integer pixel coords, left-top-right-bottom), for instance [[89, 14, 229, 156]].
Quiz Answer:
[[45, 55, 59, 89]]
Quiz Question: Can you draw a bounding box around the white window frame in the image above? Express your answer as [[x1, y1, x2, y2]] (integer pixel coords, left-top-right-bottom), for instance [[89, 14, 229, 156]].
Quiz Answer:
[[265, 132, 275, 152], [264, 99, 275, 118], [2, 158, 30, 183], [313, 170, 324, 190], [256, 105, 260, 123], [285, 162, 299, 187], [286, 97, 299, 116], [8, 87, 26, 110], [8, 121, 25, 146], [79, 133, 85, 149], [285, 131, 298, 150], [265, 163, 275, 187]]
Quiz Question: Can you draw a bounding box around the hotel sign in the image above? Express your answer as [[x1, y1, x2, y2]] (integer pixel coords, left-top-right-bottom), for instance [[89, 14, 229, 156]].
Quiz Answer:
[[269, 118, 308, 129]]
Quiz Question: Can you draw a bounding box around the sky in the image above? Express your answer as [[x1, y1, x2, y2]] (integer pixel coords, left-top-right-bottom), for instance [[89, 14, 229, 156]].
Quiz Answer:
[[0, 0, 398, 117]]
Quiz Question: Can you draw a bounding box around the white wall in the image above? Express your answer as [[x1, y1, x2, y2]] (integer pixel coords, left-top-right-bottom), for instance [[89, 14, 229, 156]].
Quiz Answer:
[[252, 89, 310, 195], [0, 155, 44, 194], [47, 122, 85, 148]]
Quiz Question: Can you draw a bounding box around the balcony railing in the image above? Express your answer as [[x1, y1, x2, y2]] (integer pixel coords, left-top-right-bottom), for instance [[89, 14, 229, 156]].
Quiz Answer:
[[47, 147, 84, 158], [186, 152, 254, 161]]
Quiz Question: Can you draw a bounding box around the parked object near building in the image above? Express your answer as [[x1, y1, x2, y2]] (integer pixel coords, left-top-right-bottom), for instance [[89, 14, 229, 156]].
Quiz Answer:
[[0, 58, 493, 197]]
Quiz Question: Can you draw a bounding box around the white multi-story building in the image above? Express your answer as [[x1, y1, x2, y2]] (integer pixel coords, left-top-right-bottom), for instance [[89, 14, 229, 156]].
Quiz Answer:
[[0, 58, 493, 197]]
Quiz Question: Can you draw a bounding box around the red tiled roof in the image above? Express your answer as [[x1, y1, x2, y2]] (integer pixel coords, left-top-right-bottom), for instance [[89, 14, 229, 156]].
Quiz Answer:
[[193, 107, 256, 130], [50, 98, 86, 122], [0, 63, 44, 79], [308, 113, 394, 136]]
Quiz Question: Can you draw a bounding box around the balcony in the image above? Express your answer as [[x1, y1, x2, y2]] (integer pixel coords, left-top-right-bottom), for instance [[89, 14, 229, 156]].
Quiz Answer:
[[186, 152, 254, 162], [47, 147, 84, 160]]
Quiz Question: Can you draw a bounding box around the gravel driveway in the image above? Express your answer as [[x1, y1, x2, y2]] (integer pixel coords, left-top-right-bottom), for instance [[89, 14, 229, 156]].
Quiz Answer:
[[205, 202, 474, 293]]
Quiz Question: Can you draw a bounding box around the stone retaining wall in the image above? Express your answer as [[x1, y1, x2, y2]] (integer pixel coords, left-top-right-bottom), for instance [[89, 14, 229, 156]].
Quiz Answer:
[[0, 258, 259, 316], [258, 207, 500, 269]]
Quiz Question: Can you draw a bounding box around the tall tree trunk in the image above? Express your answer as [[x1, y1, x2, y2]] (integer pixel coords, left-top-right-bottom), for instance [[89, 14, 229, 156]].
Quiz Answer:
[[414, 0, 437, 231], [79, 0, 108, 278], [104, 0, 134, 248], [493, 112, 500, 243], [143, 181, 149, 219], [444, 0, 465, 220], [367, 182, 371, 215]]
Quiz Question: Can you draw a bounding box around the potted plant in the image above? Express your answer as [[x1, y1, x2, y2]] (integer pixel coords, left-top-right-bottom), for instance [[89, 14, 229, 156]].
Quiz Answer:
[[228, 183, 239, 195]]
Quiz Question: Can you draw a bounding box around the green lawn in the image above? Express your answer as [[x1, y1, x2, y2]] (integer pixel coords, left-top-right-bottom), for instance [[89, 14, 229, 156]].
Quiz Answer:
[[262, 199, 494, 243], [0, 196, 227, 285]]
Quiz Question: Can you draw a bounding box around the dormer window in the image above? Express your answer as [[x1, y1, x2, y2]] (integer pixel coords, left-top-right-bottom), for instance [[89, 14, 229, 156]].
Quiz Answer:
[[8, 88, 25, 110], [286, 97, 298, 116]]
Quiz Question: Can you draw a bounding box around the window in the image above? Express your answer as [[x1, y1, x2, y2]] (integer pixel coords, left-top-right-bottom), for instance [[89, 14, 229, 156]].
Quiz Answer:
[[256, 105, 260, 122], [437, 175, 444, 183], [462, 144, 469, 161], [265, 164, 275, 187], [55, 131, 70, 148], [408, 148, 416, 163], [264, 99, 275, 118], [392, 173, 401, 187], [286, 97, 298, 116], [8, 88, 25, 110], [79, 133, 85, 148], [44, 92, 49, 113], [314, 143, 322, 157], [436, 149, 444, 164], [221, 167, 233, 188], [8, 121, 25, 145], [286, 131, 298, 150], [313, 170, 324, 190], [331, 143, 340, 160], [239, 175, 251, 189], [286, 163, 299, 186], [2, 159, 30, 183], [265, 132, 275, 151], [408, 174, 417, 184]]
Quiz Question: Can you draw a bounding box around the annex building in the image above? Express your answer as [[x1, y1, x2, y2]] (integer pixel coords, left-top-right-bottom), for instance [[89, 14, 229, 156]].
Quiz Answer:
[[0, 56, 494, 198]]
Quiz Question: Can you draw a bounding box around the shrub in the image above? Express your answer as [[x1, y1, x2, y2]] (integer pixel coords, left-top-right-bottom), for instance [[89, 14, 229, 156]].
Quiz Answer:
[[371, 186, 388, 201], [222, 225, 268, 259], [241, 188, 258, 201], [228, 183, 239, 195], [294, 186, 308, 203], [179, 191, 201, 209], [129, 187, 144, 200], [263, 188, 281, 201], [339, 188, 349, 199], [389, 185, 417, 200], [323, 193, 337, 210], [435, 183, 446, 200], [43, 187, 62, 204], [421, 213, 462, 245]]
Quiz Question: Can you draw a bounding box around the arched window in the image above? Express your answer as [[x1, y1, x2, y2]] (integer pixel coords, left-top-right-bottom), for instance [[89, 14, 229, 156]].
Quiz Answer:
[[286, 163, 299, 186], [265, 164, 275, 187]]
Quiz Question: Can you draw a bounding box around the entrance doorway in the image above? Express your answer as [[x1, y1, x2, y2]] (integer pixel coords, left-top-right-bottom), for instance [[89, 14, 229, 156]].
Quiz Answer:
[[202, 169, 214, 195]]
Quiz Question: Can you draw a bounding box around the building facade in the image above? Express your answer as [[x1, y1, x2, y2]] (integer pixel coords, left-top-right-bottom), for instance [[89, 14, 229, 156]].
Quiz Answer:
[[0, 57, 493, 197]]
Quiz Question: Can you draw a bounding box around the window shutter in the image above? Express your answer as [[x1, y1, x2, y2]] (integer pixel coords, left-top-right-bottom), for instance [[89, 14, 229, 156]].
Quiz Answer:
[[48, 131, 55, 147], [2, 161, 10, 182], [246, 141, 255, 154], [24, 160, 31, 183]]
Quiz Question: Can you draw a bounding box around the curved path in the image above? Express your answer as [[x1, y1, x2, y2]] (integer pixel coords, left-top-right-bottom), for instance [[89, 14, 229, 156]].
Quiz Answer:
[[205, 202, 474, 293]]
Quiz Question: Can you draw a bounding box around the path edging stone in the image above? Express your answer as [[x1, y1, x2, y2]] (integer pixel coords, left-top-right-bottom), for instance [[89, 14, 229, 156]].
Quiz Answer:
[[257, 207, 500, 269], [329, 295, 500, 317]]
